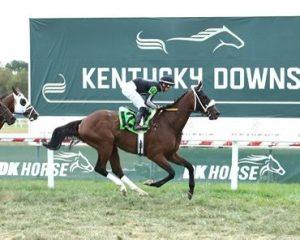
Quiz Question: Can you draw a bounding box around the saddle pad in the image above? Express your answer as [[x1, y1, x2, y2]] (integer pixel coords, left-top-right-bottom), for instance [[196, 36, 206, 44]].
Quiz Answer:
[[118, 106, 156, 134]]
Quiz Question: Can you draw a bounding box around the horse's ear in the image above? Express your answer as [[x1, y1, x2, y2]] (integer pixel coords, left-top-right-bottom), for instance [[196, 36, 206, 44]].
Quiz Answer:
[[12, 87, 18, 95], [195, 80, 203, 92]]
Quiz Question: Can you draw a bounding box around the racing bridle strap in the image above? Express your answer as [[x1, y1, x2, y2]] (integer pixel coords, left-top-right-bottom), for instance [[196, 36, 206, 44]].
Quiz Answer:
[[191, 87, 215, 112], [14, 105, 34, 116], [24, 105, 35, 118]]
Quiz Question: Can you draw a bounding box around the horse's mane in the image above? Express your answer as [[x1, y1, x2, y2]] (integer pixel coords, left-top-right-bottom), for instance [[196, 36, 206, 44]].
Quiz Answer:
[[55, 152, 80, 160], [239, 155, 269, 166], [191, 27, 223, 40], [164, 91, 189, 109]]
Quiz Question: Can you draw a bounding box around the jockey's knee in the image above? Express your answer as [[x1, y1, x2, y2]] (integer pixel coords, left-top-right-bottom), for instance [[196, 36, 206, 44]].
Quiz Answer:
[[138, 107, 148, 116]]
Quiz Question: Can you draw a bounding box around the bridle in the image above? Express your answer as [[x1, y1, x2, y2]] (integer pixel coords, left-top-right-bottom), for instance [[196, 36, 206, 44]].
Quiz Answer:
[[154, 87, 217, 128], [13, 93, 35, 118], [163, 87, 215, 113], [23, 105, 35, 119], [191, 86, 216, 113]]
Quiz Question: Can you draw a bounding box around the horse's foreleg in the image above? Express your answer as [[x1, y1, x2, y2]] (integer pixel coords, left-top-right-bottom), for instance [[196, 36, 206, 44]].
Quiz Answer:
[[144, 154, 175, 188], [169, 153, 194, 200], [95, 146, 127, 196], [109, 146, 148, 196]]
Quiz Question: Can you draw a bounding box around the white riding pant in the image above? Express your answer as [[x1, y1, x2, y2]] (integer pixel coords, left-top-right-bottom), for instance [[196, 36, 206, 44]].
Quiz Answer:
[[121, 81, 146, 109]]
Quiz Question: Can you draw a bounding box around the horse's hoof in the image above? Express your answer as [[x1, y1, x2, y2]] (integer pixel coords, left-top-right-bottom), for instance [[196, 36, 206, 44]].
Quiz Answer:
[[121, 189, 127, 197], [138, 190, 149, 196], [143, 179, 154, 186], [187, 192, 193, 200], [42, 141, 58, 150], [43, 144, 52, 150], [120, 187, 127, 196]]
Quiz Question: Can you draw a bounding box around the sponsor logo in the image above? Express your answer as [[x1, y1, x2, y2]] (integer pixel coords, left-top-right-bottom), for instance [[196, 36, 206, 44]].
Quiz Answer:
[[41, 65, 300, 105], [54, 151, 94, 173], [0, 151, 93, 177], [182, 154, 286, 180], [239, 154, 285, 176], [136, 26, 245, 54], [41, 68, 203, 103]]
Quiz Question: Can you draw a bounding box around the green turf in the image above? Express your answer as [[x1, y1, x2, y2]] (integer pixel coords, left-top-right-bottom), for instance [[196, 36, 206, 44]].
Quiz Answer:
[[0, 180, 299, 240]]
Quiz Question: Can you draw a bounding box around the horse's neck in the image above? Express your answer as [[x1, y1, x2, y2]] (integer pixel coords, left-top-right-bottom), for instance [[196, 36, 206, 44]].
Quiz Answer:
[[2, 94, 14, 113], [265, 157, 271, 167], [163, 91, 194, 132]]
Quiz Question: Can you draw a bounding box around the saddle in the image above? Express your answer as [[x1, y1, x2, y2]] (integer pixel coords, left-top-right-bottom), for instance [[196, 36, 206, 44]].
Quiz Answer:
[[118, 106, 156, 134]]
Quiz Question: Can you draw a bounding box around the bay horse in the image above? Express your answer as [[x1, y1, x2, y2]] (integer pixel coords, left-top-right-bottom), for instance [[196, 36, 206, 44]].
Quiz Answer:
[[0, 87, 39, 129], [0, 101, 16, 127], [43, 81, 220, 199]]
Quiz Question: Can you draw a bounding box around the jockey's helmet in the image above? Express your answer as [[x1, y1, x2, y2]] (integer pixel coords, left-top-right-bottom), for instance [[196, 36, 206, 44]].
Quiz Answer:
[[159, 75, 175, 86]]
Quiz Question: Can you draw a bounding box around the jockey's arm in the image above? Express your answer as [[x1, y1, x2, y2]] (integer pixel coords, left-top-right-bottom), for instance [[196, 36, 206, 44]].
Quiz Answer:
[[145, 94, 158, 109]]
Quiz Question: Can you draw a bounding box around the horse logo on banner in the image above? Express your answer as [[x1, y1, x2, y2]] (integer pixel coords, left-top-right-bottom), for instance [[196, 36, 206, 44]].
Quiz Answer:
[[54, 151, 94, 173], [136, 25, 245, 54], [239, 154, 286, 176]]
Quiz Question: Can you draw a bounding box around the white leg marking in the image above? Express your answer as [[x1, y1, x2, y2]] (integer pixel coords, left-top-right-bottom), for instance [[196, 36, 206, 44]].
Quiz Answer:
[[121, 175, 148, 196], [107, 173, 127, 196]]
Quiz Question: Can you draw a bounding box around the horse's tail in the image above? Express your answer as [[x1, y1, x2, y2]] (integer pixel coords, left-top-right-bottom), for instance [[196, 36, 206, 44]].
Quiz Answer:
[[42, 120, 82, 150]]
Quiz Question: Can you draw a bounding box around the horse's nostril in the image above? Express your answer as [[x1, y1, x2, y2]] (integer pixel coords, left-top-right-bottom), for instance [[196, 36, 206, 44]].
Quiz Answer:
[[33, 113, 38, 120]]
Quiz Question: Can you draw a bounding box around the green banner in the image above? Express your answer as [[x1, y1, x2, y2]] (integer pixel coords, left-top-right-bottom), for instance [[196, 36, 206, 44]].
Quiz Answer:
[[0, 145, 299, 183], [30, 17, 300, 117]]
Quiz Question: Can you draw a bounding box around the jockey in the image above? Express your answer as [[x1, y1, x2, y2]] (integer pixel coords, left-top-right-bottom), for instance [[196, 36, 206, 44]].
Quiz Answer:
[[121, 75, 175, 130]]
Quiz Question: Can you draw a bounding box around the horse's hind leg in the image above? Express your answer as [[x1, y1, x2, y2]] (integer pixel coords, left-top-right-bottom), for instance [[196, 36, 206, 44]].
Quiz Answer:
[[144, 154, 175, 188], [109, 145, 148, 196], [94, 144, 127, 196], [169, 153, 194, 200]]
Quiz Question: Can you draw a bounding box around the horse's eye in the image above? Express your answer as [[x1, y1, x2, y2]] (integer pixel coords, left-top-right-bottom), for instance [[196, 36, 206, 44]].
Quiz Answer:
[[20, 99, 26, 106]]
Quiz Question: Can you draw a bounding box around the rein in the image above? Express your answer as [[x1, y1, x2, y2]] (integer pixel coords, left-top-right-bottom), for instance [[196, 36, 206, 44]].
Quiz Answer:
[[191, 87, 215, 113], [163, 108, 179, 112], [157, 108, 193, 115], [24, 105, 35, 118], [159, 87, 212, 114]]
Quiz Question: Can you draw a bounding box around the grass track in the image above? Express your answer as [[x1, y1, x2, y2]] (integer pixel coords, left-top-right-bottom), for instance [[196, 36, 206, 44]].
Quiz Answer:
[[0, 179, 299, 240]]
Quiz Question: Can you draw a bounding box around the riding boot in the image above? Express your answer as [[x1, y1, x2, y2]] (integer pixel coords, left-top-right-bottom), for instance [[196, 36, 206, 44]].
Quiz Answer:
[[134, 107, 148, 131]]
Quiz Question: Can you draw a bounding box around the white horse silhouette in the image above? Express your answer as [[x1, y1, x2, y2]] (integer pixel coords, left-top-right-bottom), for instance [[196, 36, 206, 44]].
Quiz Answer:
[[239, 154, 285, 176], [136, 26, 245, 54], [54, 151, 94, 173]]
